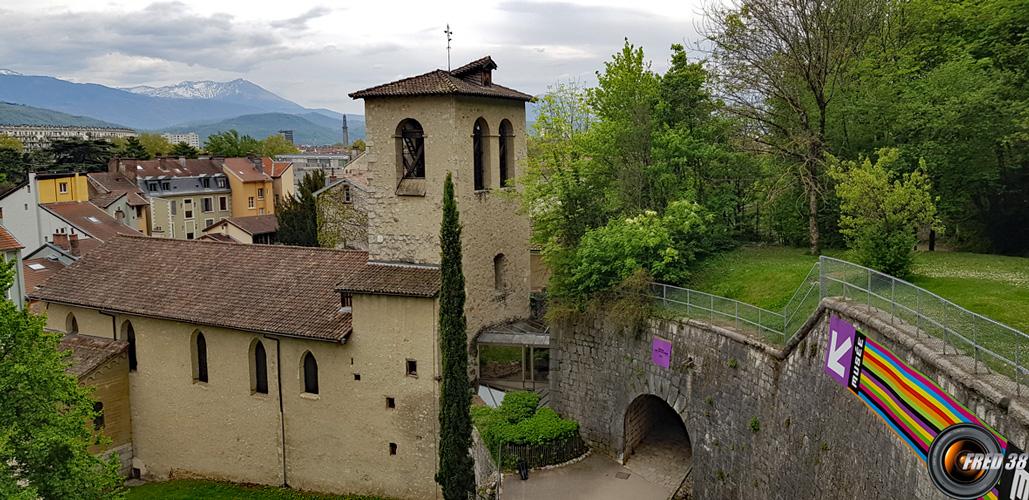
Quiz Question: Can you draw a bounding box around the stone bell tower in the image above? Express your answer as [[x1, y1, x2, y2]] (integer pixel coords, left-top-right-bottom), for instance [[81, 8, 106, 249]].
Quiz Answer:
[[349, 56, 532, 336]]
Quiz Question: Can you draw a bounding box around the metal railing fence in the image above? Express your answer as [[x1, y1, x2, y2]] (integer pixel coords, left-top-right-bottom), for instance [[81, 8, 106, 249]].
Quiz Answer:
[[649, 256, 1029, 394]]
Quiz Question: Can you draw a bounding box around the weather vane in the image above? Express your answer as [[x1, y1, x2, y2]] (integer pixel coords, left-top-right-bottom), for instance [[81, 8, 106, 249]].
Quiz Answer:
[[444, 24, 453, 71]]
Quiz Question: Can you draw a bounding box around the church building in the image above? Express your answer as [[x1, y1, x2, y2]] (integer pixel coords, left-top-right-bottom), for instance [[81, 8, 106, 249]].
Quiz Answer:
[[30, 56, 533, 500]]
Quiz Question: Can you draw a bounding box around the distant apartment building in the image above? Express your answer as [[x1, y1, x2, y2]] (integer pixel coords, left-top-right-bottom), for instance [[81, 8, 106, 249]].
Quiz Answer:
[[200, 214, 278, 244], [160, 132, 200, 149], [274, 154, 351, 188], [278, 129, 294, 144], [0, 125, 136, 151], [222, 158, 275, 217], [110, 158, 233, 239]]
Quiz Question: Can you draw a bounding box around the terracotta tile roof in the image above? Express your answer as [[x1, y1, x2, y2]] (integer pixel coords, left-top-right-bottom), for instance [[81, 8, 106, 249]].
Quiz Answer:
[[336, 262, 441, 297], [24, 257, 66, 292], [58, 334, 128, 378], [40, 202, 143, 242], [90, 191, 126, 209], [349, 56, 533, 102], [30, 236, 379, 342], [0, 225, 23, 251], [206, 214, 279, 236], [197, 233, 238, 243], [87, 172, 150, 208], [224, 157, 272, 183], [112, 158, 225, 179], [261, 157, 293, 178]]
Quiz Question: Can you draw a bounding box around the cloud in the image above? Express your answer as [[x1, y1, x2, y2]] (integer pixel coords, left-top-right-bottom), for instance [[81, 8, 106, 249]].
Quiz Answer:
[[270, 6, 333, 30], [0, 2, 322, 77], [0, 0, 706, 113]]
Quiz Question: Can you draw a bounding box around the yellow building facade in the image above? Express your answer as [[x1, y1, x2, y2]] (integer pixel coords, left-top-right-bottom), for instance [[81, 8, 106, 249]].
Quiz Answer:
[[36, 172, 89, 203], [223, 158, 276, 217]]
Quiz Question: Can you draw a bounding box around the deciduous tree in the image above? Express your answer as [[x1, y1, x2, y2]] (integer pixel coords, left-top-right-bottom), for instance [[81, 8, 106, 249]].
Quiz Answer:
[[0, 258, 124, 499]]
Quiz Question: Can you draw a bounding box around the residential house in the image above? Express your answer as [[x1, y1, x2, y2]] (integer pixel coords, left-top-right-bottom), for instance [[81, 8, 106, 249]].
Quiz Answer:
[[87, 171, 151, 235], [0, 172, 143, 253], [200, 215, 278, 244], [0, 225, 25, 309], [261, 158, 296, 205], [110, 158, 233, 240], [223, 158, 275, 217]]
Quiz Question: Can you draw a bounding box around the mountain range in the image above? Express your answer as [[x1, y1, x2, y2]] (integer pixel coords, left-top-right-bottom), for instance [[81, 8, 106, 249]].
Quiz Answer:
[[0, 101, 125, 128], [0, 71, 364, 145]]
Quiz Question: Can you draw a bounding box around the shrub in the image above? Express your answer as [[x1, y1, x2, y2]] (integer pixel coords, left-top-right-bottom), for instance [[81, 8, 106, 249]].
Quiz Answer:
[[829, 149, 941, 278], [551, 200, 719, 302], [472, 391, 579, 453]]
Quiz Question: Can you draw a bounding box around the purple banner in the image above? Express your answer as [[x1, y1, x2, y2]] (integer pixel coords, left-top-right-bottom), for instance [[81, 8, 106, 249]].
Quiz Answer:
[[825, 316, 856, 387], [652, 336, 672, 369]]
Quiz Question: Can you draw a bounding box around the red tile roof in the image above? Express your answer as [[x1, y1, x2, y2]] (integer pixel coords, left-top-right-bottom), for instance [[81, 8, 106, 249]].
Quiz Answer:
[[30, 237, 434, 342], [349, 56, 532, 102], [87, 172, 150, 208], [224, 158, 272, 183], [24, 257, 66, 292], [58, 334, 128, 378], [40, 202, 143, 242], [0, 225, 23, 251], [205, 214, 278, 236], [335, 262, 441, 297], [261, 157, 293, 178]]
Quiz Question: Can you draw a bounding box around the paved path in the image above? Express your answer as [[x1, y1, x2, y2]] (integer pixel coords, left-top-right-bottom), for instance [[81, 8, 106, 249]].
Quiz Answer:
[[499, 453, 670, 500], [624, 419, 692, 490]]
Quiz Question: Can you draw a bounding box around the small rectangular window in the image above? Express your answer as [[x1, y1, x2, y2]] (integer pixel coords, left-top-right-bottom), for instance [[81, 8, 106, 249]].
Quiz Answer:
[[200, 177, 211, 188], [340, 293, 352, 308], [216, 177, 227, 188], [343, 185, 352, 203], [389, 443, 397, 455], [257, 187, 265, 199], [406, 359, 417, 377], [386, 397, 396, 409], [202, 197, 213, 212], [219, 196, 228, 211], [161, 181, 170, 190], [147, 182, 158, 191], [204, 219, 214, 228], [353, 373, 361, 381], [93, 401, 104, 430], [59, 182, 68, 193], [248, 196, 255, 209]]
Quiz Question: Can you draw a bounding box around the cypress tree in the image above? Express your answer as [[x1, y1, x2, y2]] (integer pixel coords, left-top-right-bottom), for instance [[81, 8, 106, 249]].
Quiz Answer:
[[435, 172, 475, 499]]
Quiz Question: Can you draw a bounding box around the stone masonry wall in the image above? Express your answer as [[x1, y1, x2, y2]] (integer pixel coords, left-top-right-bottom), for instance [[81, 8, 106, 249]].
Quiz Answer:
[[550, 298, 1029, 499]]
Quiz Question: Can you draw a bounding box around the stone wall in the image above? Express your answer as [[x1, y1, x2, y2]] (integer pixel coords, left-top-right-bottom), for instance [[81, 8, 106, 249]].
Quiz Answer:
[[550, 299, 1029, 499]]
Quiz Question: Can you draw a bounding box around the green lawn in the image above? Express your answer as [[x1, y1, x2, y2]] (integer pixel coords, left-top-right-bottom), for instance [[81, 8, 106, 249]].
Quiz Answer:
[[126, 480, 390, 500], [687, 245, 1029, 333]]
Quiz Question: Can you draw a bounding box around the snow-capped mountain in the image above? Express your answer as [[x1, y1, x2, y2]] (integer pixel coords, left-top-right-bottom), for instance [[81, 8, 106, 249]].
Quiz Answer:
[[0, 69, 23, 76], [126, 79, 268, 100]]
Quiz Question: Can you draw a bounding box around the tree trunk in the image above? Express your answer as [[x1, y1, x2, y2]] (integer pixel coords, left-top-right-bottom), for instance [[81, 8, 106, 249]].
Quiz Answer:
[[808, 183, 820, 255]]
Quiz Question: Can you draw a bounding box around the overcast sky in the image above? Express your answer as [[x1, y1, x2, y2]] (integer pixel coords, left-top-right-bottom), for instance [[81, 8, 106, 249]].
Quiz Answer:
[[0, 0, 708, 113]]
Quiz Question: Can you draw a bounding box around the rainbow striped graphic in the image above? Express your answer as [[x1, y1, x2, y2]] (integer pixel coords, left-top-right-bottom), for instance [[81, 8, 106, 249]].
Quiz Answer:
[[854, 336, 1008, 500]]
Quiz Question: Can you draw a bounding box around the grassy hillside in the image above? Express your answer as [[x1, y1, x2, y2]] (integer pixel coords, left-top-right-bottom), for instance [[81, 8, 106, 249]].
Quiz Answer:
[[0, 101, 124, 127], [687, 246, 1029, 333], [160, 112, 345, 146]]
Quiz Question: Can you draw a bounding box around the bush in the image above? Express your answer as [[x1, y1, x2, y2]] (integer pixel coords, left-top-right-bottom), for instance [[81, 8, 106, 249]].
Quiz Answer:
[[472, 391, 579, 453], [830, 149, 941, 278], [551, 200, 719, 302]]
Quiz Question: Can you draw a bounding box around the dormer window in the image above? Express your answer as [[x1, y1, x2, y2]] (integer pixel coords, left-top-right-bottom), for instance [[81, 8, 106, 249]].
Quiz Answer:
[[340, 292, 352, 311]]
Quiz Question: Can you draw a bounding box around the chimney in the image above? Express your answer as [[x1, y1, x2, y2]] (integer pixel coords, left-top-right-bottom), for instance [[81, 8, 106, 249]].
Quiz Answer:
[[52, 232, 69, 251], [69, 234, 80, 255], [178, 157, 187, 167]]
